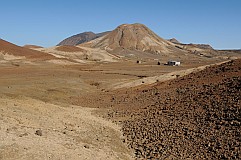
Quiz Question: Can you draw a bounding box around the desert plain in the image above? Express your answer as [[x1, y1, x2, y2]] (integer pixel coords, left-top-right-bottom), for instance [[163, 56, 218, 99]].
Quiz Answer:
[[0, 23, 240, 159]]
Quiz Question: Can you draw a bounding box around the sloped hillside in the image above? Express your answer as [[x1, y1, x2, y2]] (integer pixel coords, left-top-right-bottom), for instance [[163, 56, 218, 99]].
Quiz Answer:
[[91, 59, 241, 159], [124, 60, 240, 159], [23, 45, 43, 49], [57, 31, 110, 46], [0, 39, 54, 60], [82, 23, 182, 54], [55, 45, 86, 52]]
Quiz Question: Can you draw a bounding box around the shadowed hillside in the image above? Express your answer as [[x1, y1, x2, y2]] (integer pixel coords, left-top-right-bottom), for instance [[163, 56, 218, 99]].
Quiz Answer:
[[57, 31, 110, 46]]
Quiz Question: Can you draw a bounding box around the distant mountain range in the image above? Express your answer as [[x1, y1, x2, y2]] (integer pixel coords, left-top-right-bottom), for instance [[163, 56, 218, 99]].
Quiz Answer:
[[168, 38, 180, 44], [57, 24, 216, 55], [1, 23, 240, 63], [80, 23, 182, 54], [57, 31, 110, 46]]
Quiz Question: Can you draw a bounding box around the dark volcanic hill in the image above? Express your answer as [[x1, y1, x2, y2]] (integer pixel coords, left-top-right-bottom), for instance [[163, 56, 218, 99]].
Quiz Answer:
[[168, 38, 180, 44], [0, 39, 54, 59], [81, 23, 182, 54], [57, 31, 110, 46]]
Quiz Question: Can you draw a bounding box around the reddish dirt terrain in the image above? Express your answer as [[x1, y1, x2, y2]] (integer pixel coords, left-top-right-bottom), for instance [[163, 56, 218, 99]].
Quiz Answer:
[[23, 45, 43, 49], [0, 39, 54, 60], [83, 59, 241, 159], [0, 53, 240, 159]]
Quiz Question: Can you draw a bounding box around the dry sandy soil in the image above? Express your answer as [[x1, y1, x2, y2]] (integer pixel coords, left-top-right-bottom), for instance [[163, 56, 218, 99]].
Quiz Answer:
[[0, 56, 240, 159], [0, 96, 131, 160], [0, 62, 137, 160]]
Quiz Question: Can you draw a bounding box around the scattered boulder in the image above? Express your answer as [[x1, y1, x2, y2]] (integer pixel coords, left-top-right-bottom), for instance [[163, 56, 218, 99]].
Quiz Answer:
[[84, 145, 90, 149], [35, 129, 43, 136]]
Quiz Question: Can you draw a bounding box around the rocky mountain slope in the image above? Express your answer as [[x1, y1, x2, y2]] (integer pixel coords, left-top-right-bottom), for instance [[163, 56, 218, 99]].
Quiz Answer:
[[58, 23, 240, 60], [119, 59, 241, 159], [57, 31, 110, 46], [83, 59, 241, 159], [119, 60, 241, 159], [82, 23, 182, 55]]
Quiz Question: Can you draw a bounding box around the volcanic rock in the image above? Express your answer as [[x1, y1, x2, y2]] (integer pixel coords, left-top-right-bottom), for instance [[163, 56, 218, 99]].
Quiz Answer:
[[35, 129, 43, 136], [91, 59, 241, 159], [57, 31, 110, 46]]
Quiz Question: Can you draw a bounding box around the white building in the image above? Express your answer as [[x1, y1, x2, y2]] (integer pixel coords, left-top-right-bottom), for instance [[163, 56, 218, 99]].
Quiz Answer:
[[167, 61, 181, 66]]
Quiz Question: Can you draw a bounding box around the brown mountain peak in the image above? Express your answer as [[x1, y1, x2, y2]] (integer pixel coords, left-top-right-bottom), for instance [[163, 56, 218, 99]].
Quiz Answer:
[[85, 23, 175, 54]]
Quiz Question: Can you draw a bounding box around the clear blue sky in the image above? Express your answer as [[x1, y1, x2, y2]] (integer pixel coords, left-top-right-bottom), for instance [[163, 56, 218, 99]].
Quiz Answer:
[[0, 0, 240, 49]]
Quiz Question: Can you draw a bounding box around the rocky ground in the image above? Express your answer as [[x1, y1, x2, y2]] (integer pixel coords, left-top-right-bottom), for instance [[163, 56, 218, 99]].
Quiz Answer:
[[1, 22, 241, 159], [86, 59, 241, 159], [0, 52, 240, 159]]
